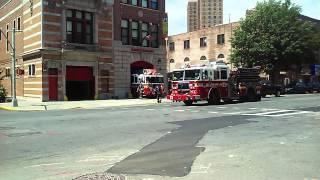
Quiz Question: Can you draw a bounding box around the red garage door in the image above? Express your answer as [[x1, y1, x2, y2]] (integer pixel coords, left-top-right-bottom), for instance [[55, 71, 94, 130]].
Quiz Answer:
[[66, 66, 95, 101]]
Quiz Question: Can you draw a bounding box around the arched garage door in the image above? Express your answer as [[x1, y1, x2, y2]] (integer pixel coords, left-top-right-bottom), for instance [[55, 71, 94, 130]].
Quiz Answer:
[[66, 66, 94, 101]]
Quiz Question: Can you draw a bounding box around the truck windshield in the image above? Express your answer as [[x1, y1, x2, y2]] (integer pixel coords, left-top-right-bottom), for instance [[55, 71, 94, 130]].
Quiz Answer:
[[172, 71, 184, 81], [184, 69, 201, 80], [146, 77, 164, 83]]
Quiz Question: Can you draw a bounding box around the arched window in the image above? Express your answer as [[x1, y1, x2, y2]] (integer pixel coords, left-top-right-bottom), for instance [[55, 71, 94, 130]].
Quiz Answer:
[[200, 56, 207, 60], [218, 54, 225, 59], [184, 57, 190, 62], [169, 59, 175, 63]]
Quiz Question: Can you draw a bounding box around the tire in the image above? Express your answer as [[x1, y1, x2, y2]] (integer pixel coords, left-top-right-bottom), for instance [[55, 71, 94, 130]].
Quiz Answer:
[[208, 90, 220, 105], [184, 100, 193, 106], [255, 95, 262, 102], [247, 88, 256, 102], [261, 94, 267, 98], [275, 90, 281, 97]]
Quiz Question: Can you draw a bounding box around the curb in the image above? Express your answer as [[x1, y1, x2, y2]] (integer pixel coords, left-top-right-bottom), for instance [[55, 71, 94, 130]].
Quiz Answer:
[[0, 106, 17, 111]]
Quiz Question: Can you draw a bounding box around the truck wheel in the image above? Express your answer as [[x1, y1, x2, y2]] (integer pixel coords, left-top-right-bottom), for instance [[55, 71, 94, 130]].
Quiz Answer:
[[275, 90, 281, 97], [255, 95, 262, 102], [184, 100, 193, 106], [247, 88, 256, 102], [208, 90, 220, 105]]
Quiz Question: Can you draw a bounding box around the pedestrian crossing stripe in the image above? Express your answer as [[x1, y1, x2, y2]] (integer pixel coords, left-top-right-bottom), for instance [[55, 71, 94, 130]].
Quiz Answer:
[[241, 109, 310, 117]]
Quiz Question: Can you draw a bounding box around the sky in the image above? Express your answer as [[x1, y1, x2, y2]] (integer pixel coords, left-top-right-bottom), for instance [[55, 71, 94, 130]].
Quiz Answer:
[[166, 0, 320, 36]]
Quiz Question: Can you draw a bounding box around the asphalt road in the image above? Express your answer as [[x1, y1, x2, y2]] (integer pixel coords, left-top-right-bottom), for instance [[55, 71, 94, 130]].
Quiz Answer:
[[0, 94, 320, 180]]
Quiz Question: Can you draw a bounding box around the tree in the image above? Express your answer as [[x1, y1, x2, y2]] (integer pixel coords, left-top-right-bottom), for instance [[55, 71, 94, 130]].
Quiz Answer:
[[230, 0, 320, 83]]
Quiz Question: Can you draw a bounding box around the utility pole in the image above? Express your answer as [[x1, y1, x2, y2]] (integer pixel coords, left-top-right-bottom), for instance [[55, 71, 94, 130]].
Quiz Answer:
[[0, 28, 22, 107], [11, 28, 18, 107]]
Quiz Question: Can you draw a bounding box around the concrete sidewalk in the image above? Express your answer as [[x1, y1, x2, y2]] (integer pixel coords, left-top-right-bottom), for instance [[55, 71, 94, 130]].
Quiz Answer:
[[0, 97, 170, 111]]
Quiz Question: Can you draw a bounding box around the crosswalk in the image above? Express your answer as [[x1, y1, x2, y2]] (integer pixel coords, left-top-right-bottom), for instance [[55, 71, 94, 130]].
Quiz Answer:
[[162, 106, 314, 118]]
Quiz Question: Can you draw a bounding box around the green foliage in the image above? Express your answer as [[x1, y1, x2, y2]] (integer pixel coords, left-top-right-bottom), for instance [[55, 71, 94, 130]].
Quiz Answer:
[[0, 84, 6, 103], [231, 0, 320, 70]]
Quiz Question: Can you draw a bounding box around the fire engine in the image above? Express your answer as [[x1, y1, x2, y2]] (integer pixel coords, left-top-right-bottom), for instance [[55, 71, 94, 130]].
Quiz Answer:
[[131, 69, 164, 98], [167, 61, 262, 105]]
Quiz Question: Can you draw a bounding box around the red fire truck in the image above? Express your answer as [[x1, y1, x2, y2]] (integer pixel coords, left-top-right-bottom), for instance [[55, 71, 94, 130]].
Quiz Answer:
[[167, 61, 262, 105], [131, 69, 165, 98]]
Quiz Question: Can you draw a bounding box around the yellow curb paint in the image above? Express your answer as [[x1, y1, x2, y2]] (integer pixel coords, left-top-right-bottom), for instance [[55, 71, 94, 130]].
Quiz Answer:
[[0, 106, 17, 111]]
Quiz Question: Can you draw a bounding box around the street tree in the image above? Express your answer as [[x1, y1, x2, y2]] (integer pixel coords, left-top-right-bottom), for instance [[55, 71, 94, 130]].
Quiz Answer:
[[230, 0, 320, 83]]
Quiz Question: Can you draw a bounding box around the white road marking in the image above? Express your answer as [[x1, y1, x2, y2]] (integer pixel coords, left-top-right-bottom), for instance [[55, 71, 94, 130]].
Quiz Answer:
[[146, 109, 155, 111], [175, 110, 185, 112], [208, 111, 218, 114], [243, 110, 294, 116], [217, 107, 227, 109], [249, 108, 258, 110], [268, 111, 310, 117], [24, 162, 65, 168]]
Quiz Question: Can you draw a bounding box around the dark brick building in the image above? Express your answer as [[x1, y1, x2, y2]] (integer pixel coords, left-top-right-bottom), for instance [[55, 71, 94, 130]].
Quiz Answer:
[[112, 0, 168, 98]]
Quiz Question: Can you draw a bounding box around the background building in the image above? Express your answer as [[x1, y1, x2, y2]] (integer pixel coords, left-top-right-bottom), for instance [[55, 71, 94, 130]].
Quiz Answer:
[[113, 0, 167, 98], [187, 0, 223, 32], [187, 0, 198, 32], [0, 0, 114, 101], [167, 22, 239, 71]]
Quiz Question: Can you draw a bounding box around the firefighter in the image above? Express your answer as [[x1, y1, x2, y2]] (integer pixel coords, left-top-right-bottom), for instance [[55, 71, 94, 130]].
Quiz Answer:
[[154, 85, 162, 103], [137, 82, 144, 99]]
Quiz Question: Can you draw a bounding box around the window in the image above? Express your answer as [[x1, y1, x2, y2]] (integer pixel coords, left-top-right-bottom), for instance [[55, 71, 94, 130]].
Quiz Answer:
[[121, 19, 129, 45], [141, 22, 149, 47], [184, 40, 190, 49], [13, 20, 16, 29], [220, 68, 228, 79], [5, 68, 10, 77], [131, 21, 140, 46], [28, 64, 36, 76], [0, 28, 2, 41], [131, 0, 137, 6], [6, 24, 9, 52], [169, 42, 175, 51], [200, 37, 207, 47], [151, 0, 158, 9], [66, 9, 93, 44], [141, 0, 148, 8], [184, 57, 190, 62], [218, 54, 225, 59], [17, 17, 21, 30], [200, 56, 207, 61], [151, 24, 158, 48], [217, 34, 225, 44], [169, 59, 175, 63]]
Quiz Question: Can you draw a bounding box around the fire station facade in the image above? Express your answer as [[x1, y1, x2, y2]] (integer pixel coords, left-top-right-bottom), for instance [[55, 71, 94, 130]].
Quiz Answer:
[[0, 0, 167, 101]]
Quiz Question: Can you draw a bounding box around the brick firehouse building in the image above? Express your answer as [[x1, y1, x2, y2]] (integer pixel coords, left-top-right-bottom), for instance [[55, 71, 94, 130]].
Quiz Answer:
[[0, 0, 114, 101], [0, 0, 167, 101]]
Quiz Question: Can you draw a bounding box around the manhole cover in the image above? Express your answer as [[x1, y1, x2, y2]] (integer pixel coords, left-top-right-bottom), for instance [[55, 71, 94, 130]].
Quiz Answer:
[[73, 172, 126, 180]]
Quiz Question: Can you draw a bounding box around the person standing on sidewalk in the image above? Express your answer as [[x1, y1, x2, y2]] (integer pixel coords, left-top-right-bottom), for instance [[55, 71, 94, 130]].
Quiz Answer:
[[154, 85, 162, 103]]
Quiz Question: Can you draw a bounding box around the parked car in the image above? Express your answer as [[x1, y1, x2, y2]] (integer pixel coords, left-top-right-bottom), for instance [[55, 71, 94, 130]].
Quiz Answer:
[[285, 81, 309, 94], [260, 80, 284, 97], [307, 82, 320, 93]]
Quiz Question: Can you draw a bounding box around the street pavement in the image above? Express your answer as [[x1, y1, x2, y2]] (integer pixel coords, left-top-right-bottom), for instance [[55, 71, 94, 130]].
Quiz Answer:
[[0, 94, 320, 180]]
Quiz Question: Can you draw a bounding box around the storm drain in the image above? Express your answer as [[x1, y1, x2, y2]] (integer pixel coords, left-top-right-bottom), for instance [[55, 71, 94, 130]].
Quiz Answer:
[[73, 173, 126, 180]]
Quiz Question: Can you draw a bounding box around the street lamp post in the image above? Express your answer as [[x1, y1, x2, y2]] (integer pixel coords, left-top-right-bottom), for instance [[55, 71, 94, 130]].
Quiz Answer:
[[11, 28, 18, 107], [0, 28, 22, 107]]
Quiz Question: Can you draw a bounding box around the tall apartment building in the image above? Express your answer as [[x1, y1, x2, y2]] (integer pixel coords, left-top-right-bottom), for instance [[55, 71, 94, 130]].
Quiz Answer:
[[187, 0, 198, 32], [0, 0, 114, 101], [113, 0, 167, 98], [187, 0, 223, 32]]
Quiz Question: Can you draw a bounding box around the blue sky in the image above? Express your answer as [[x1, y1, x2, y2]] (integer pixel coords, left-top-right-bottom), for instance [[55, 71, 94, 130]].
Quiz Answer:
[[166, 0, 320, 35]]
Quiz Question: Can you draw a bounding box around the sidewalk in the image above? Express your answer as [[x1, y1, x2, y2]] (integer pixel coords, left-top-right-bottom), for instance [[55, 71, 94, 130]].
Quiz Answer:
[[0, 97, 170, 111]]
